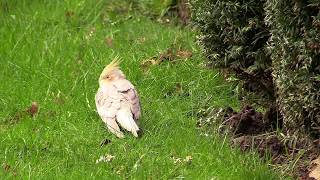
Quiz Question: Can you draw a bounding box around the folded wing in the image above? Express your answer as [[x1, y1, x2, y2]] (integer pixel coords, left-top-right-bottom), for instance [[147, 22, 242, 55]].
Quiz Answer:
[[112, 79, 141, 121]]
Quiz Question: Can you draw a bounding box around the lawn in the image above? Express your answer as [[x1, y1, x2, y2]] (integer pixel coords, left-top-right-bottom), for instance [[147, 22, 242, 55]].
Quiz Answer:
[[0, 0, 283, 179]]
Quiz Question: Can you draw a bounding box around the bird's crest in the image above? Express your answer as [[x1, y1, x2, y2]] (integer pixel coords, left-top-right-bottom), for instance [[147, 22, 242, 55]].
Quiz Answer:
[[99, 58, 123, 81]]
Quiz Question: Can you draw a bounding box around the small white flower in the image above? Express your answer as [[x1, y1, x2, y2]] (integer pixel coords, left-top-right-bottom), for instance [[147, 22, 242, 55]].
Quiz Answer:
[[95, 154, 115, 164]]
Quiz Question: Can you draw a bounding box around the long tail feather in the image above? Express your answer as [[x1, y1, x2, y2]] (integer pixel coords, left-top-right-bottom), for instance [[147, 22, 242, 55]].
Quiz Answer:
[[103, 117, 124, 138], [116, 110, 139, 137]]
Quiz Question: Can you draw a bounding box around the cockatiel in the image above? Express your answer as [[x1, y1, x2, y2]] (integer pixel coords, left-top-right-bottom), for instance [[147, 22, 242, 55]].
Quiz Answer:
[[95, 59, 141, 138]]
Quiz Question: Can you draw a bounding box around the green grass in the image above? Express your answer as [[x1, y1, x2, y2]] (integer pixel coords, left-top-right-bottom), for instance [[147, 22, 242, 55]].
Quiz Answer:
[[0, 0, 282, 179]]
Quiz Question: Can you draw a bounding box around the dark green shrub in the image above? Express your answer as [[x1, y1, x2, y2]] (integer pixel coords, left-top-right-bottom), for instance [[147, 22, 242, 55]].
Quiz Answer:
[[191, 0, 274, 104], [192, 0, 320, 137], [264, 0, 320, 136]]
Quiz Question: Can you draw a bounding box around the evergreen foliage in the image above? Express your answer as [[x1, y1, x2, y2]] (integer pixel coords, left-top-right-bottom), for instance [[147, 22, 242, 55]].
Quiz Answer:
[[191, 0, 274, 102], [265, 0, 320, 136], [192, 0, 320, 136]]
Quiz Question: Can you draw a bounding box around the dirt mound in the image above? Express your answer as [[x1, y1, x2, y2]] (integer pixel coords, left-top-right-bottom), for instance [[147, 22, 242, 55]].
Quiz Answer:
[[222, 105, 284, 136], [224, 105, 266, 135], [232, 135, 285, 163], [216, 105, 320, 179]]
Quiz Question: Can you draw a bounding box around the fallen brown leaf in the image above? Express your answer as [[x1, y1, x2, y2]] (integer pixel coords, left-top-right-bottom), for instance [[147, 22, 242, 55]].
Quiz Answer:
[[2, 163, 10, 172], [159, 48, 175, 62], [176, 50, 192, 59], [140, 46, 192, 73], [105, 36, 113, 47], [27, 102, 39, 117], [6, 112, 23, 124], [4, 102, 39, 125], [140, 58, 162, 73], [175, 83, 183, 95], [65, 10, 75, 17]]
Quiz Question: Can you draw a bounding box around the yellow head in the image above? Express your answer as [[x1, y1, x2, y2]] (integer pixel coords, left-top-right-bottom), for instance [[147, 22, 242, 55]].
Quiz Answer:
[[99, 58, 125, 84]]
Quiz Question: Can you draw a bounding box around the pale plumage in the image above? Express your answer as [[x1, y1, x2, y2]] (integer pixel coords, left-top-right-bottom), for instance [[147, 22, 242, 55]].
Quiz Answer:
[[95, 59, 141, 138]]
